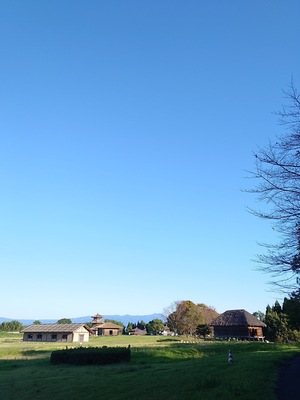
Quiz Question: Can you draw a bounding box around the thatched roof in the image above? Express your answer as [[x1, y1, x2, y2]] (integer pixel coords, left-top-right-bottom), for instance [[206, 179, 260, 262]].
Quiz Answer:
[[97, 322, 123, 329], [210, 309, 266, 327], [21, 323, 93, 333], [91, 313, 103, 319]]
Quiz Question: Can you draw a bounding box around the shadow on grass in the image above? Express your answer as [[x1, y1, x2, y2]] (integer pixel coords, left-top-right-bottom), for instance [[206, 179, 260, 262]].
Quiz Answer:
[[0, 357, 50, 372], [195, 375, 221, 391], [21, 349, 52, 357], [0, 360, 24, 371]]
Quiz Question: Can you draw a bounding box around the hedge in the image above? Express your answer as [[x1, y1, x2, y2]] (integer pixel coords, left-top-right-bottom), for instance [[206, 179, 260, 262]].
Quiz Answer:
[[50, 346, 131, 365]]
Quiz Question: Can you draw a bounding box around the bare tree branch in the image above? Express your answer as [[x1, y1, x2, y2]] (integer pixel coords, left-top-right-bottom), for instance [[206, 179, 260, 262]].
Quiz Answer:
[[245, 80, 300, 293]]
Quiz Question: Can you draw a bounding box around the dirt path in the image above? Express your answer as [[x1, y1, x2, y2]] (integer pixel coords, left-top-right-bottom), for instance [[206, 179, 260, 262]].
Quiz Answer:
[[276, 355, 300, 399]]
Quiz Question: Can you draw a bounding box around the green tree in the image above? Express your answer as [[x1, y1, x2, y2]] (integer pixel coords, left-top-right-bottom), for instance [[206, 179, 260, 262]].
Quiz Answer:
[[137, 320, 147, 330], [246, 81, 300, 292], [57, 318, 72, 324], [252, 311, 265, 322], [126, 322, 133, 333], [147, 319, 165, 335], [0, 320, 23, 332], [166, 300, 204, 336], [196, 324, 211, 339], [265, 303, 290, 342], [273, 300, 282, 314], [283, 290, 300, 330], [33, 320, 41, 325]]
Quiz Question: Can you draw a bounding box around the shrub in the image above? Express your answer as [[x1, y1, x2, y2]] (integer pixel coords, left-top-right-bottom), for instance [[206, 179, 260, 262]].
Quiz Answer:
[[50, 346, 131, 365]]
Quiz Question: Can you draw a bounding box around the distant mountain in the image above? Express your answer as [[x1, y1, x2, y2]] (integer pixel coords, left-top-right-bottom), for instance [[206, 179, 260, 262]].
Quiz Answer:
[[0, 313, 166, 327], [71, 313, 166, 325], [0, 317, 12, 323]]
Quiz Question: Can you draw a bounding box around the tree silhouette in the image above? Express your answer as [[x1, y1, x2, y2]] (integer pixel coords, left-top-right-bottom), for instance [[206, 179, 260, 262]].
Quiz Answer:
[[247, 80, 300, 292]]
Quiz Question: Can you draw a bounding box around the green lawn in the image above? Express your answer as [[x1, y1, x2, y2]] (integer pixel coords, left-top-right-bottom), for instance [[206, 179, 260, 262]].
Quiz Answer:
[[0, 333, 299, 400]]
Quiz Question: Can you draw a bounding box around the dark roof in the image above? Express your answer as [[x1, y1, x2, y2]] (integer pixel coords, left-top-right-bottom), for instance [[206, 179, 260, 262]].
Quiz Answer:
[[210, 309, 266, 327], [21, 323, 92, 333]]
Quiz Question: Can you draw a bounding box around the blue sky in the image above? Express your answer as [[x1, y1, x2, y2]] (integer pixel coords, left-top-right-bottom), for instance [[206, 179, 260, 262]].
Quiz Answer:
[[1, 1, 299, 320]]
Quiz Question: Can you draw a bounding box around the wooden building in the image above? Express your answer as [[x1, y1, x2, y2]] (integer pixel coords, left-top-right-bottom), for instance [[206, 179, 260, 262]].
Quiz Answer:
[[128, 327, 147, 336], [90, 313, 122, 336], [210, 309, 266, 341], [22, 323, 92, 343], [96, 322, 123, 336]]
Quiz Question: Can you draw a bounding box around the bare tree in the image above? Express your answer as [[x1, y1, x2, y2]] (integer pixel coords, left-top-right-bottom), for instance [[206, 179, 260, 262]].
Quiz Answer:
[[246, 80, 300, 292], [163, 300, 181, 335]]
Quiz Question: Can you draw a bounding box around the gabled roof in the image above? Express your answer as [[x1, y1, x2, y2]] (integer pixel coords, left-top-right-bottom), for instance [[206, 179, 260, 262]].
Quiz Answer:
[[210, 309, 266, 327], [21, 323, 93, 333]]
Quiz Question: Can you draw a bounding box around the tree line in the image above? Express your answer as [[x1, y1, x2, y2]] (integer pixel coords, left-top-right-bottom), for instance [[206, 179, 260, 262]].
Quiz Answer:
[[2, 293, 300, 342], [0, 320, 24, 332], [262, 291, 300, 342], [0, 318, 73, 332], [124, 301, 219, 338], [124, 319, 166, 335]]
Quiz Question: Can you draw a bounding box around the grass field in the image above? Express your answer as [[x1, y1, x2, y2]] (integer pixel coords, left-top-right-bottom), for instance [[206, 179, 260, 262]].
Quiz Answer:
[[0, 332, 299, 400]]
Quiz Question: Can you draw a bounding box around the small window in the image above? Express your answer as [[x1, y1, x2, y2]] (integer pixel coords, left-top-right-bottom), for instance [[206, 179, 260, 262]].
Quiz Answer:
[[27, 334, 33, 340], [51, 334, 57, 340], [62, 334, 67, 340], [37, 334, 42, 340]]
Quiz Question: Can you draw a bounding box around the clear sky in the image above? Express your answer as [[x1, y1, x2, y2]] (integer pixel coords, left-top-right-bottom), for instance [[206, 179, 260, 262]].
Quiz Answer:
[[1, 1, 300, 320]]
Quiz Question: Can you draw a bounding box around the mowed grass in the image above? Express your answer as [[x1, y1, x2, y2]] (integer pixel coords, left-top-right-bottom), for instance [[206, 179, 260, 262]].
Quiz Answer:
[[0, 333, 300, 400]]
